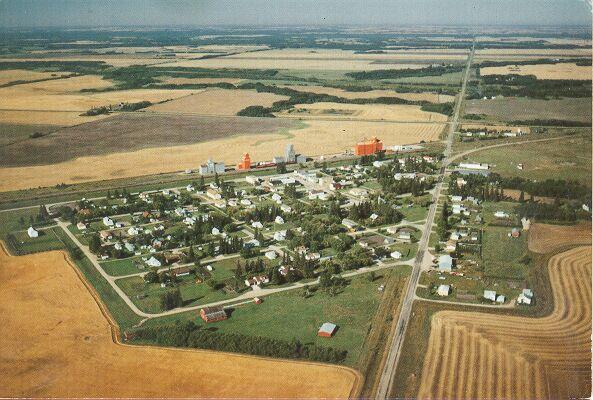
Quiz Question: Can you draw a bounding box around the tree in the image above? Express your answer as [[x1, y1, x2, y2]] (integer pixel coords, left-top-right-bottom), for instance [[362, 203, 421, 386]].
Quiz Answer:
[[88, 234, 102, 254], [276, 162, 287, 174], [161, 288, 183, 310], [367, 271, 376, 282]]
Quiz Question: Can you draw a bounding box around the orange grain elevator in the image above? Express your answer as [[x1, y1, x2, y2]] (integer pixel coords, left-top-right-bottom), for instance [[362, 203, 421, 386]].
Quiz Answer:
[[236, 153, 251, 170], [354, 136, 383, 156]]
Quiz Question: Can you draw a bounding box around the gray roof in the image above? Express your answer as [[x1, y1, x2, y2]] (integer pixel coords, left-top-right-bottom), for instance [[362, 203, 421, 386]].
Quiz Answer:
[[319, 322, 337, 334]]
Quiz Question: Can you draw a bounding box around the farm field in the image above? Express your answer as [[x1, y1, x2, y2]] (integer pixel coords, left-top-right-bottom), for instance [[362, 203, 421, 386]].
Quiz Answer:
[[0, 123, 58, 146], [417, 246, 592, 399], [148, 88, 289, 115], [461, 134, 592, 184], [528, 222, 592, 254], [156, 76, 243, 85], [0, 55, 180, 67], [474, 48, 592, 59], [0, 118, 443, 191], [0, 110, 111, 126], [0, 246, 360, 398], [278, 84, 455, 103], [0, 75, 197, 112], [279, 102, 448, 122], [0, 69, 68, 85], [464, 97, 592, 123], [480, 62, 591, 80]]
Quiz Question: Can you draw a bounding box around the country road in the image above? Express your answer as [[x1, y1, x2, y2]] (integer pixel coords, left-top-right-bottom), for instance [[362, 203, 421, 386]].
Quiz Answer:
[[374, 42, 476, 400]]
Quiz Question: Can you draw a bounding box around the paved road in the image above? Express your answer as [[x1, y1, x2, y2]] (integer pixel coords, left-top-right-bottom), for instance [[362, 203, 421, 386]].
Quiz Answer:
[[374, 42, 475, 400]]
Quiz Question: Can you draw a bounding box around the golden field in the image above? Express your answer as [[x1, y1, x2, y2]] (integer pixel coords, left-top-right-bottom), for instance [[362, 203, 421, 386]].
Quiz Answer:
[[0, 69, 69, 85], [0, 245, 360, 398], [156, 76, 244, 85], [0, 75, 198, 113], [0, 56, 175, 67], [480, 63, 591, 80], [280, 102, 448, 122], [528, 222, 592, 254], [0, 120, 444, 191], [148, 89, 289, 115], [280, 84, 455, 103], [417, 245, 592, 399]]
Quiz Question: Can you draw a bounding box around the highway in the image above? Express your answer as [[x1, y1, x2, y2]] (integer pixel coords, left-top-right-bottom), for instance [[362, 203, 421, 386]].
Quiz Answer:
[[374, 42, 475, 399]]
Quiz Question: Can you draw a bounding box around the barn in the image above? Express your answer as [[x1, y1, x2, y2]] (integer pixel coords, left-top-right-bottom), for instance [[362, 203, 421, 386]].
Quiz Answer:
[[200, 306, 227, 323], [317, 322, 337, 338]]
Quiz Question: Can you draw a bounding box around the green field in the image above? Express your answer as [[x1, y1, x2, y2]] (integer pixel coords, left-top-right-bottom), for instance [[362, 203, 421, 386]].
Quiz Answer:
[[468, 134, 592, 185], [9, 227, 64, 254], [482, 225, 529, 280], [142, 266, 411, 365], [100, 257, 144, 276], [400, 204, 429, 222]]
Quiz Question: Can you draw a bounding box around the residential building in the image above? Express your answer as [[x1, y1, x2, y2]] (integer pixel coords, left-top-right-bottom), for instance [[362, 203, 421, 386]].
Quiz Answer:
[[438, 254, 453, 272], [27, 226, 39, 238], [437, 284, 450, 296]]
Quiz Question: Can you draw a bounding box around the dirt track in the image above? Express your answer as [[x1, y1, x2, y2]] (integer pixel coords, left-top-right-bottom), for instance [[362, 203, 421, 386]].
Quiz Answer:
[[417, 246, 592, 399], [0, 245, 360, 398]]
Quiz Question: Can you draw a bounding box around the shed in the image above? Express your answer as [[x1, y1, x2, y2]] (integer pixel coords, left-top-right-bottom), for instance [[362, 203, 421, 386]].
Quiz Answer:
[[438, 255, 453, 272], [437, 284, 450, 297], [484, 290, 497, 302], [317, 322, 337, 338]]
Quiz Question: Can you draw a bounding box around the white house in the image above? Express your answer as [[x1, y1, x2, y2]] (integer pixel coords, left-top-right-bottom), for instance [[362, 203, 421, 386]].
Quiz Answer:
[[146, 257, 161, 267], [438, 255, 453, 272], [494, 211, 509, 219], [496, 295, 505, 303], [437, 284, 450, 296], [124, 243, 136, 252], [251, 221, 264, 229], [76, 222, 87, 230], [128, 226, 140, 236], [273, 230, 287, 242], [27, 226, 39, 238], [280, 204, 292, 213], [271, 193, 282, 202], [103, 216, 114, 227], [240, 199, 252, 206], [265, 250, 277, 260], [274, 216, 285, 224], [245, 175, 260, 185], [391, 251, 402, 259], [211, 227, 221, 235], [483, 290, 497, 302]]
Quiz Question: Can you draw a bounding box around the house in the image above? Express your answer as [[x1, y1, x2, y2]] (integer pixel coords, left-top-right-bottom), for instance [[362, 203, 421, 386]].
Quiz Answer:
[[76, 222, 87, 230], [386, 226, 398, 235], [280, 204, 292, 213], [271, 193, 282, 202], [27, 226, 39, 238], [517, 289, 534, 305], [100, 230, 113, 241], [397, 231, 412, 243], [211, 227, 221, 235], [240, 199, 252, 206], [127, 226, 140, 235], [244, 239, 260, 248], [483, 290, 497, 302], [251, 221, 264, 229], [494, 211, 509, 219], [114, 243, 123, 251], [103, 216, 114, 227], [265, 250, 277, 260], [274, 216, 285, 224], [521, 217, 531, 231], [369, 213, 379, 221], [438, 254, 453, 272], [146, 256, 161, 268], [459, 162, 489, 170], [200, 306, 227, 323], [342, 218, 358, 231], [391, 251, 402, 259], [510, 228, 521, 238], [245, 175, 260, 185], [496, 295, 506, 303], [245, 275, 269, 287], [124, 243, 135, 252], [173, 266, 191, 277], [437, 284, 450, 297], [273, 230, 287, 242], [305, 252, 321, 261], [206, 188, 222, 200], [450, 195, 463, 203], [317, 322, 337, 338]]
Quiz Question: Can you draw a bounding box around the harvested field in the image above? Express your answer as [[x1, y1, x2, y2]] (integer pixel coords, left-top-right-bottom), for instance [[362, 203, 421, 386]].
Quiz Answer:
[[0, 110, 111, 126], [0, 245, 360, 398], [480, 63, 591, 80], [417, 246, 592, 399], [279, 102, 448, 122], [0, 75, 197, 112], [0, 69, 68, 86], [279, 84, 455, 103], [528, 222, 592, 254], [475, 48, 592, 57], [0, 113, 297, 167], [464, 97, 592, 123], [0, 55, 176, 67], [0, 118, 443, 191], [148, 89, 289, 115]]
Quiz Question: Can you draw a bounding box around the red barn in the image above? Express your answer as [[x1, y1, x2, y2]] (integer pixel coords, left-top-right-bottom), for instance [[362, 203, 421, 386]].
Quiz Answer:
[[317, 322, 337, 338], [200, 306, 227, 323]]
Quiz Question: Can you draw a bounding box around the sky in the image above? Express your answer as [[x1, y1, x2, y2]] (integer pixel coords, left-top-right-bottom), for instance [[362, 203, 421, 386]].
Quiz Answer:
[[0, 0, 591, 28]]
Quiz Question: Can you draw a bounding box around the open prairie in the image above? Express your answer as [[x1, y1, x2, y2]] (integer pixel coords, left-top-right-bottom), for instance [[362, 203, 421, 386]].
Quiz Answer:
[[464, 97, 592, 123], [0, 117, 443, 191], [279, 102, 448, 122], [480, 63, 591, 80], [148, 89, 289, 115], [417, 246, 592, 399], [0, 75, 197, 112], [0, 246, 360, 398], [528, 222, 592, 254], [279, 84, 455, 103]]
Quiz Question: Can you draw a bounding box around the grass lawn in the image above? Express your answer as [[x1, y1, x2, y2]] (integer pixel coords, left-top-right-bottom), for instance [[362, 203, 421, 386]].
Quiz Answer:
[[463, 134, 592, 186], [482, 225, 529, 280], [481, 200, 518, 225], [100, 257, 144, 276], [387, 242, 418, 261], [0, 207, 53, 238], [10, 227, 64, 254], [142, 266, 411, 365], [400, 204, 429, 222]]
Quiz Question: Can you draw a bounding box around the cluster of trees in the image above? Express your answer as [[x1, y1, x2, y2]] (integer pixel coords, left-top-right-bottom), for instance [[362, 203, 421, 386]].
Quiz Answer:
[[516, 201, 581, 222], [477, 58, 592, 68], [468, 74, 591, 99], [449, 173, 506, 202], [131, 320, 348, 363], [501, 177, 590, 201], [437, 201, 450, 241], [346, 64, 464, 80], [160, 288, 183, 310], [244, 205, 283, 223], [348, 200, 403, 226]]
